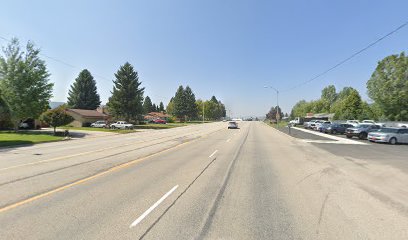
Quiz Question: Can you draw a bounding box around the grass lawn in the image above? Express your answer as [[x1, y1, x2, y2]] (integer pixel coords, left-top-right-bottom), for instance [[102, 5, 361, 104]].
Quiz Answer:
[[133, 123, 187, 129], [59, 123, 188, 132], [59, 126, 136, 134], [59, 121, 206, 133], [0, 131, 64, 147], [265, 121, 289, 128]]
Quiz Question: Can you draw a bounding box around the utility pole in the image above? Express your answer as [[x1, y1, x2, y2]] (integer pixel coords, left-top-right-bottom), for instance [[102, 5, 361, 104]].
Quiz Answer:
[[264, 86, 280, 125], [202, 101, 205, 123]]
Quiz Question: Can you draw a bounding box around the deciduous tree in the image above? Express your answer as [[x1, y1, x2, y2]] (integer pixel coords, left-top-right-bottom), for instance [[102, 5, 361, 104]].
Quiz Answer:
[[40, 106, 74, 134], [0, 38, 53, 129], [367, 52, 408, 120]]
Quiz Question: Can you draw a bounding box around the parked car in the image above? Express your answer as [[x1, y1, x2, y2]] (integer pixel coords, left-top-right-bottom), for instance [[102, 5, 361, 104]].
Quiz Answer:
[[228, 121, 238, 129], [152, 118, 167, 124], [314, 121, 331, 131], [110, 121, 134, 129], [304, 120, 318, 129], [317, 122, 332, 132], [361, 120, 375, 124], [345, 124, 381, 139], [19, 122, 29, 129], [368, 127, 408, 144], [324, 123, 353, 134], [346, 120, 360, 127], [289, 117, 303, 126], [91, 120, 107, 128]]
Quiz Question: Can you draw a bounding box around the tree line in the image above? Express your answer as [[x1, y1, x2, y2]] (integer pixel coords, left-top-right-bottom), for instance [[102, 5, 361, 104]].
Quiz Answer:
[[0, 38, 226, 130], [166, 86, 226, 121], [290, 52, 408, 121]]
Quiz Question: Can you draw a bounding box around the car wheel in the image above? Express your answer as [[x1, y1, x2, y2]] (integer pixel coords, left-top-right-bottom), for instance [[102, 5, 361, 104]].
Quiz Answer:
[[389, 137, 397, 145], [332, 130, 337, 134], [358, 132, 367, 140], [346, 135, 352, 138]]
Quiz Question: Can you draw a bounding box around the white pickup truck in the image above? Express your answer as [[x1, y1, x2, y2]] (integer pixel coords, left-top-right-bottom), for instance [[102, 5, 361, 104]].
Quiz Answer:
[[110, 121, 134, 129]]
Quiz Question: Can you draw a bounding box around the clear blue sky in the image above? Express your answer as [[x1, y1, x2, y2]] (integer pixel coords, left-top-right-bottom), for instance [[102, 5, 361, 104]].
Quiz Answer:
[[1, 0, 407, 117]]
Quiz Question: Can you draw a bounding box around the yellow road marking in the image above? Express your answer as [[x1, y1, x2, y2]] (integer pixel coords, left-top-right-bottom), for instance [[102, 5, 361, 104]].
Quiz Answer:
[[0, 131, 194, 171], [0, 140, 193, 214], [0, 128, 208, 171]]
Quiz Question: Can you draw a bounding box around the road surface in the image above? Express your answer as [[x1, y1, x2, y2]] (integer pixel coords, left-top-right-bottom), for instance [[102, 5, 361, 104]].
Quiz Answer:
[[1, 122, 407, 239]]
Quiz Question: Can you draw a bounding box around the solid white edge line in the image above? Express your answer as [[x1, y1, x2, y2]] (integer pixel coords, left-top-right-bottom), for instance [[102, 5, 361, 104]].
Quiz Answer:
[[209, 150, 218, 158], [129, 185, 179, 228]]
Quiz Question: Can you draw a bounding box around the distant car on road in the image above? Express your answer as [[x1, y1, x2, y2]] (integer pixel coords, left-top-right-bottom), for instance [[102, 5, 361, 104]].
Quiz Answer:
[[345, 124, 381, 139], [91, 120, 107, 128], [228, 121, 238, 129], [110, 121, 134, 129], [324, 123, 353, 134], [368, 127, 408, 144]]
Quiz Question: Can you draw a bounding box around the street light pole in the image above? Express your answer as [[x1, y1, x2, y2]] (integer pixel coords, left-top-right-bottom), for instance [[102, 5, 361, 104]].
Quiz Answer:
[[264, 86, 280, 125], [202, 101, 205, 123]]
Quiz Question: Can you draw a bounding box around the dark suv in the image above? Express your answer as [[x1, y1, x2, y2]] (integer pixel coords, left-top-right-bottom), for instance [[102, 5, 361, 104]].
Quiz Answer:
[[345, 124, 381, 139], [324, 123, 353, 134]]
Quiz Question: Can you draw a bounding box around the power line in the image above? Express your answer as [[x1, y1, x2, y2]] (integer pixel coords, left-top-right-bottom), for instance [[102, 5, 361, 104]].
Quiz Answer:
[[0, 35, 111, 81], [281, 20, 408, 92]]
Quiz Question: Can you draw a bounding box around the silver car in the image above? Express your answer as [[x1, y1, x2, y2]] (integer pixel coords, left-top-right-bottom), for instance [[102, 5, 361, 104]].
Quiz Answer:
[[367, 127, 408, 145], [228, 121, 238, 129]]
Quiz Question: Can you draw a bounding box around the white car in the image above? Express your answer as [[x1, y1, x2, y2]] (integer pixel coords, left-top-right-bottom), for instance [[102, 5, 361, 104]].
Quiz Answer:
[[228, 121, 238, 129], [110, 121, 134, 129], [346, 120, 360, 127], [90, 120, 107, 128], [368, 127, 408, 144], [19, 122, 29, 129], [362, 120, 375, 124]]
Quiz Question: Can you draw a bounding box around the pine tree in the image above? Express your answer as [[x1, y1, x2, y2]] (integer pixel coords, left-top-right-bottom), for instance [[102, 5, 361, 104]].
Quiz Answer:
[[67, 69, 101, 109], [143, 96, 153, 114], [0, 38, 53, 129], [172, 85, 187, 120], [107, 62, 144, 122], [166, 98, 174, 115], [152, 103, 157, 112], [184, 86, 197, 120], [159, 102, 165, 112]]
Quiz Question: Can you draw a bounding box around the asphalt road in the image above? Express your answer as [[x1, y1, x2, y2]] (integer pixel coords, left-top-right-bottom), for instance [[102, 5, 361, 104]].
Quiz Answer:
[[1, 122, 408, 239]]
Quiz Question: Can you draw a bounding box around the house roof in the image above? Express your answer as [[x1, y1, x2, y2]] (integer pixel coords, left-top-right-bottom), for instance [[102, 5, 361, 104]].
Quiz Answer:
[[144, 112, 170, 119], [305, 113, 335, 119], [67, 109, 109, 118]]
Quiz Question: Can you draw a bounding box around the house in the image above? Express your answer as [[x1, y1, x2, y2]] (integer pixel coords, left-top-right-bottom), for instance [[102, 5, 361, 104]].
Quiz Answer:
[[66, 109, 110, 127], [304, 113, 335, 121], [144, 112, 170, 121]]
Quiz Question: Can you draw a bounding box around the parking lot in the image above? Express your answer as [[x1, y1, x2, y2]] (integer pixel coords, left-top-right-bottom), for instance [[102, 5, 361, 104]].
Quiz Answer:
[[275, 125, 408, 174]]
